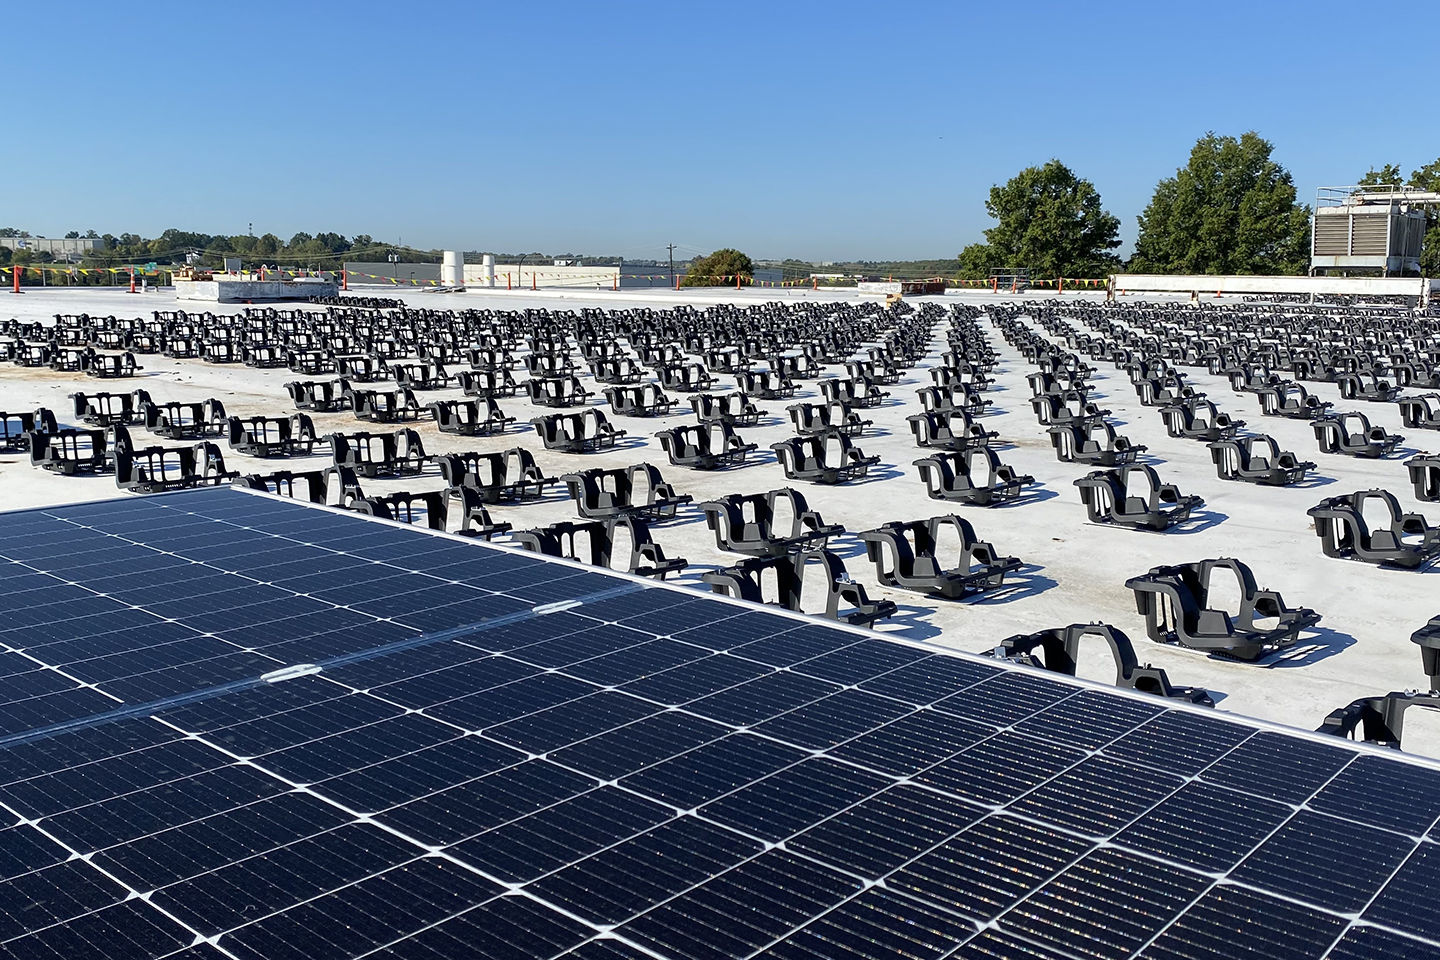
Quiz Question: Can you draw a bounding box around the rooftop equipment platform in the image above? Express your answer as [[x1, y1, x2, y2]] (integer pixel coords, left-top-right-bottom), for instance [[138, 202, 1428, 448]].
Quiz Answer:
[[1311, 185, 1440, 276]]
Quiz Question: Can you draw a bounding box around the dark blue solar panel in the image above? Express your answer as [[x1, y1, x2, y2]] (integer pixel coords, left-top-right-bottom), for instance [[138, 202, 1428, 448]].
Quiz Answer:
[[0, 488, 1437, 960]]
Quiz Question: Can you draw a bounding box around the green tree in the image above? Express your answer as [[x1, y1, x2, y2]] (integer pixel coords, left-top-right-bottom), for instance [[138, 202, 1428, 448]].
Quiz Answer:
[[955, 242, 995, 281], [1406, 157, 1440, 276], [253, 233, 281, 258], [973, 160, 1120, 279], [681, 248, 754, 287], [1357, 164, 1402, 187], [1132, 131, 1311, 275]]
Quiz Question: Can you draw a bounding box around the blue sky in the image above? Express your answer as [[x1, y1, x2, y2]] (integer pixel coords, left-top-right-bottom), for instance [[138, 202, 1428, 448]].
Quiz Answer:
[[3, 1, 1430, 261]]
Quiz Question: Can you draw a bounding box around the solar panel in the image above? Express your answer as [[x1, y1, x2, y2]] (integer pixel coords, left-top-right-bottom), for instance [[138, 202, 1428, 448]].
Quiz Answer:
[[0, 487, 1437, 960]]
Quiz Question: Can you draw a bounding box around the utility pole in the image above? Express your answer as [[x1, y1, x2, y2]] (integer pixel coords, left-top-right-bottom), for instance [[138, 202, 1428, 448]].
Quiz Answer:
[[667, 243, 675, 289]]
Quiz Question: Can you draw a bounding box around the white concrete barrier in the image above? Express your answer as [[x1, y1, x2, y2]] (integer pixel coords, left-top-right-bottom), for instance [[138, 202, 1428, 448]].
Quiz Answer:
[[466, 264, 619, 289], [175, 279, 339, 302], [1111, 274, 1435, 303]]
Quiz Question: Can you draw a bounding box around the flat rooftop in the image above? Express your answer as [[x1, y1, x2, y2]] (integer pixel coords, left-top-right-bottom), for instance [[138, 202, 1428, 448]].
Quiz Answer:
[[1, 285, 1435, 752]]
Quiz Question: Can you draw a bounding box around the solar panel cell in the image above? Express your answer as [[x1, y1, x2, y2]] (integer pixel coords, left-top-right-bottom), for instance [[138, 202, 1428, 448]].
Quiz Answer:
[[150, 824, 420, 935], [887, 815, 1092, 921], [828, 709, 993, 776], [0, 897, 194, 960], [486, 691, 660, 753], [1004, 848, 1211, 957], [1364, 841, 1440, 940], [683, 671, 840, 727], [547, 711, 730, 781], [527, 817, 762, 925], [934, 671, 1076, 729], [377, 760, 595, 846], [1328, 925, 1440, 960], [1200, 732, 1354, 804], [449, 786, 672, 882], [620, 655, 773, 706], [915, 731, 1087, 806], [1229, 810, 1415, 913], [1137, 885, 1346, 959], [1006, 755, 1185, 837], [618, 850, 860, 960], [761, 887, 973, 960], [621, 734, 808, 808], [751, 689, 912, 749], [1307, 755, 1440, 836], [1115, 781, 1294, 872], [786, 783, 983, 877]]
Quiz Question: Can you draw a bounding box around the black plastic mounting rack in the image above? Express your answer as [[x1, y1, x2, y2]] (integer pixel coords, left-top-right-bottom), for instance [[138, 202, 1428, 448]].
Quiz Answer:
[[226, 414, 318, 458], [1307, 489, 1440, 568], [913, 448, 1035, 506], [0, 408, 57, 451], [110, 424, 236, 494], [1126, 557, 1321, 660], [429, 398, 515, 436], [857, 515, 1021, 599], [436, 448, 554, 504], [30, 428, 109, 475], [513, 517, 687, 580], [771, 434, 879, 484], [1075, 464, 1204, 531], [698, 487, 842, 557], [1311, 411, 1404, 458], [656, 422, 757, 470], [701, 549, 895, 628], [531, 410, 627, 453], [1408, 454, 1440, 502], [986, 623, 1212, 705], [1207, 435, 1315, 486], [690, 392, 767, 427]]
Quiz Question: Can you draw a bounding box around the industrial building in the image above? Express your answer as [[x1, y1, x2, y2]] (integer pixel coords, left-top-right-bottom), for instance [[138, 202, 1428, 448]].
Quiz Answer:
[[0, 236, 101, 258]]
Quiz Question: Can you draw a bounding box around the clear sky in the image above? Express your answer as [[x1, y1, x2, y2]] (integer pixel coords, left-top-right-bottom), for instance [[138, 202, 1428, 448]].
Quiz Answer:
[[3, 1, 1430, 262]]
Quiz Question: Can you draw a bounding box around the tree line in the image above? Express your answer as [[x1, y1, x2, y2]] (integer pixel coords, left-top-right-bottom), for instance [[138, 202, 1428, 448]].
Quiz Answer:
[[0, 228, 439, 272], [957, 132, 1440, 280]]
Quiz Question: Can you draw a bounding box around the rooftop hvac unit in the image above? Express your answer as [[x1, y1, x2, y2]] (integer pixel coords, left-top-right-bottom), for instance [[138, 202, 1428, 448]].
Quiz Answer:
[[1312, 186, 1438, 276]]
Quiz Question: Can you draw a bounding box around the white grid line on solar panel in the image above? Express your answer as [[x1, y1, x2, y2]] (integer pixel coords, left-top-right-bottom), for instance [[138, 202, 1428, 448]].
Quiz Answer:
[[37, 486, 1440, 784], [0, 730, 249, 958], [0, 653, 1054, 955], [567, 705, 1186, 955], [0, 639, 125, 718], [967, 735, 1416, 960], [129, 653, 1365, 955], [0, 711, 573, 955], [0, 624, 800, 960], [139, 710, 626, 956], [131, 645, 1440, 958], [8, 495, 1440, 960], [0, 509, 650, 748], [1313, 823, 1440, 959], [0, 711, 529, 955], [5, 587, 1428, 960]]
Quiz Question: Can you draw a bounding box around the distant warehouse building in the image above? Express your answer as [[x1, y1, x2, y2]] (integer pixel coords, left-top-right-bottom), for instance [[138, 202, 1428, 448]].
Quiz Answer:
[[0, 237, 101, 258]]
